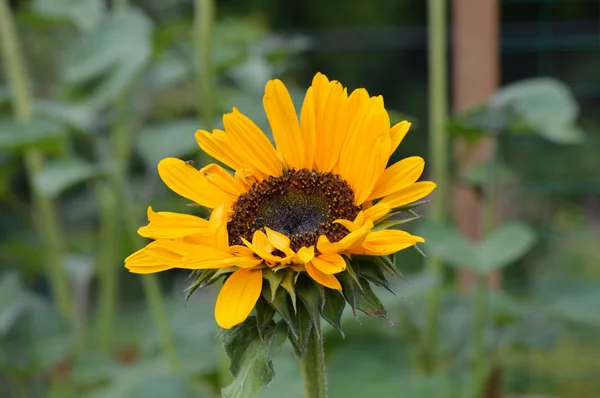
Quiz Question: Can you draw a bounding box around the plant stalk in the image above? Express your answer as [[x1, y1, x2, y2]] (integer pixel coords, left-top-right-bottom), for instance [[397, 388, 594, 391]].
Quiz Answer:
[[299, 318, 328, 398], [420, 0, 448, 373], [0, 0, 72, 320], [194, 0, 215, 131]]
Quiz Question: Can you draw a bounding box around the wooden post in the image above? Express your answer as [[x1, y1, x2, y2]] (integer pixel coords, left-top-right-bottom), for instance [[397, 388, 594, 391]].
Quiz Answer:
[[452, 0, 500, 291]]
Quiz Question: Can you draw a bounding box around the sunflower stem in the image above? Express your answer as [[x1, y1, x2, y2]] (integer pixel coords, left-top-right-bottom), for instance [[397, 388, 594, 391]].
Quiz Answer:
[[300, 318, 328, 398], [0, 0, 72, 320], [419, 0, 449, 374]]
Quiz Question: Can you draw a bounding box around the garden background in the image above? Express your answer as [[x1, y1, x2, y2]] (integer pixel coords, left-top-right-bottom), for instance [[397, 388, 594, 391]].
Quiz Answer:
[[1, 0, 599, 397]]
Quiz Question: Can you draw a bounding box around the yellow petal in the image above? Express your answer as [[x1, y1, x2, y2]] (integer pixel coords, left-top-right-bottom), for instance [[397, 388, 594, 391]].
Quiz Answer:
[[144, 240, 196, 266], [349, 229, 425, 256], [263, 79, 306, 170], [311, 253, 346, 274], [363, 203, 390, 223], [264, 227, 292, 252], [293, 246, 315, 264], [379, 181, 437, 209], [125, 247, 172, 274], [183, 244, 262, 269], [305, 262, 342, 290], [241, 233, 292, 265], [317, 219, 373, 254], [389, 121, 411, 156], [223, 108, 282, 178], [199, 164, 247, 197], [215, 268, 263, 329], [138, 207, 210, 239], [367, 156, 425, 201], [157, 158, 235, 209]]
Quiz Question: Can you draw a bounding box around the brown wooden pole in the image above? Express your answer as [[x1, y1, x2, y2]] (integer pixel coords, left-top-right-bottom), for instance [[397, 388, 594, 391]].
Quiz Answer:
[[452, 0, 500, 291]]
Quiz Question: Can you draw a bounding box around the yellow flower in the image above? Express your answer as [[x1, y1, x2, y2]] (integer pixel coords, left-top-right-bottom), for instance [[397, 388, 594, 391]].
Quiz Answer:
[[125, 73, 436, 329]]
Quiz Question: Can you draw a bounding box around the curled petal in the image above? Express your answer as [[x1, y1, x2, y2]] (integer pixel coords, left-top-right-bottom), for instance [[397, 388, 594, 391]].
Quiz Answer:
[[311, 253, 346, 274], [305, 262, 342, 290], [349, 229, 425, 256], [125, 247, 172, 274]]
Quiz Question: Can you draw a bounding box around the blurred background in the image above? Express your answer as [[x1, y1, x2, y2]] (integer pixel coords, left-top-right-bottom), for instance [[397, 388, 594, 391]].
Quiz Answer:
[[0, 0, 599, 397]]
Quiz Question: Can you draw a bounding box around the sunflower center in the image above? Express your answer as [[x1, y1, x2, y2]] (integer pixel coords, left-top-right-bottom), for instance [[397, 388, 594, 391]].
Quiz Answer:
[[227, 169, 360, 251]]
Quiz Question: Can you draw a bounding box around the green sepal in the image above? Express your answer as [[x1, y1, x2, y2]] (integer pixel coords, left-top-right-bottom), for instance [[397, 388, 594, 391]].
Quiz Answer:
[[354, 259, 396, 295], [373, 213, 422, 231], [220, 317, 261, 377], [319, 288, 346, 337], [355, 254, 404, 280], [221, 319, 288, 398], [262, 282, 313, 358], [296, 279, 323, 339], [255, 294, 276, 341], [287, 301, 313, 359], [343, 256, 363, 290], [354, 277, 390, 323], [280, 270, 298, 313], [338, 272, 390, 323], [262, 284, 299, 339], [184, 269, 217, 304], [262, 268, 284, 301]]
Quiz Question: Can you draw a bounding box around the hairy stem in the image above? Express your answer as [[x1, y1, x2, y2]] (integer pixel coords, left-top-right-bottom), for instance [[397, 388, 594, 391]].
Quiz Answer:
[[300, 318, 328, 398]]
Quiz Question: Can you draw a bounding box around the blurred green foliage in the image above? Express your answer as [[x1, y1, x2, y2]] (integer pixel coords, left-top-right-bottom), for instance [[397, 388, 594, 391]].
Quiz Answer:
[[1, 0, 599, 397]]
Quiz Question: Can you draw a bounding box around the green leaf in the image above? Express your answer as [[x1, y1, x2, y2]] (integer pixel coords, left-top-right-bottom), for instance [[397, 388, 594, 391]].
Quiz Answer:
[[415, 221, 478, 270], [490, 77, 582, 144], [222, 321, 288, 398], [65, 9, 152, 106], [262, 285, 298, 339], [136, 119, 200, 166], [373, 213, 422, 231], [0, 119, 66, 151], [221, 317, 260, 377], [280, 270, 297, 312], [319, 289, 346, 336], [0, 272, 28, 336], [34, 100, 97, 131], [478, 221, 536, 271], [551, 292, 600, 327], [337, 270, 360, 320], [33, 157, 107, 197], [462, 161, 515, 187], [33, 0, 104, 31]]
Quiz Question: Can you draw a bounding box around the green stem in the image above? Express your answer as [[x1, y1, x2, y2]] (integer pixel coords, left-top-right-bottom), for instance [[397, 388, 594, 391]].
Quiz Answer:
[[194, 0, 215, 130], [420, 0, 448, 373], [470, 275, 489, 398], [95, 182, 119, 352], [0, 0, 72, 320], [299, 318, 327, 398]]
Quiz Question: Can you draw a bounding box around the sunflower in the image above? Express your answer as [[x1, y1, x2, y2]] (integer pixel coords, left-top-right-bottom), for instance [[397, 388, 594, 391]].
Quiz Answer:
[[125, 73, 436, 329]]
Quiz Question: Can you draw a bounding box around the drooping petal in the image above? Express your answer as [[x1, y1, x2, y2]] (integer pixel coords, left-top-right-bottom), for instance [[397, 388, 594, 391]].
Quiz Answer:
[[379, 181, 437, 209], [311, 253, 346, 274], [367, 156, 425, 201], [215, 268, 263, 329], [264, 227, 292, 253], [241, 231, 292, 264], [138, 207, 210, 239], [263, 79, 306, 170], [158, 158, 236, 208], [349, 229, 425, 256], [305, 262, 342, 290], [144, 240, 196, 266], [125, 247, 172, 274], [182, 243, 263, 269]]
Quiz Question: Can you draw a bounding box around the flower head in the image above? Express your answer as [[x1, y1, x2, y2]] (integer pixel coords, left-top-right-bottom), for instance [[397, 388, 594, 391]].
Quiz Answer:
[[125, 73, 435, 330]]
